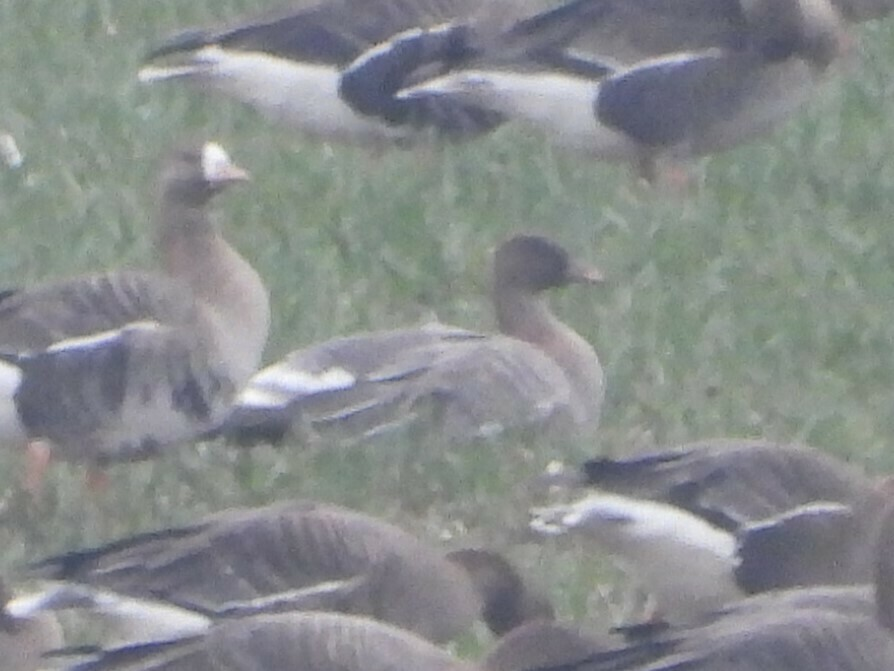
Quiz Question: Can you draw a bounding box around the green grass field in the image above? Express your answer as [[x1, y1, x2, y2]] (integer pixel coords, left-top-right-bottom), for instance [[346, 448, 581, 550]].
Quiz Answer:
[[3, 0, 894, 649]]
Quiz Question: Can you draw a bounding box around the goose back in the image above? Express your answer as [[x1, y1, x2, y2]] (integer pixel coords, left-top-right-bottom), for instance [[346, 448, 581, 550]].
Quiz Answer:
[[580, 439, 872, 531], [30, 500, 496, 643], [66, 612, 473, 671]]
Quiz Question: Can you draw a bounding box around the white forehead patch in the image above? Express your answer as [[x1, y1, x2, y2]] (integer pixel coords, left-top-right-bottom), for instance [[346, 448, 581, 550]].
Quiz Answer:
[[201, 142, 234, 181]]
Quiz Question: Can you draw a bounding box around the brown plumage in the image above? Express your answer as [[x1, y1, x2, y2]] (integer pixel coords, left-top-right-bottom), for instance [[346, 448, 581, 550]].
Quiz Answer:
[[46, 602, 608, 671]]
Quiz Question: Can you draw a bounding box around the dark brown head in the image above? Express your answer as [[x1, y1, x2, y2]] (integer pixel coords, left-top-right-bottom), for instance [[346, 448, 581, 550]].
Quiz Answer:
[[743, 0, 844, 70], [446, 549, 554, 637], [158, 141, 250, 209], [493, 235, 602, 295]]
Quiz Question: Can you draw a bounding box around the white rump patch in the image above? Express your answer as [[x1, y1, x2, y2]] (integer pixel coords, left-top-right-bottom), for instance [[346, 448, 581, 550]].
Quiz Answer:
[[137, 64, 208, 83], [45, 320, 162, 354], [12, 583, 211, 645]]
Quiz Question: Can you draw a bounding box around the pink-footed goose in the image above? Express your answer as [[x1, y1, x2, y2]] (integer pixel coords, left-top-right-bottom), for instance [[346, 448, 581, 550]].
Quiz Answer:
[[29, 499, 553, 644], [396, 0, 846, 182], [217, 234, 604, 447], [532, 439, 890, 622], [0, 142, 269, 490], [136, 0, 589, 145], [538, 501, 894, 671]]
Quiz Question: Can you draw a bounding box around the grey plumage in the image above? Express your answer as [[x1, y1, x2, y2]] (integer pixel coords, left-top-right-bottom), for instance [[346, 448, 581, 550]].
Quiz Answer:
[[571, 439, 892, 606], [219, 235, 604, 447], [29, 500, 551, 643], [521, 503, 894, 671], [580, 439, 873, 529], [64, 612, 474, 671], [398, 0, 845, 181], [138, 0, 567, 143]]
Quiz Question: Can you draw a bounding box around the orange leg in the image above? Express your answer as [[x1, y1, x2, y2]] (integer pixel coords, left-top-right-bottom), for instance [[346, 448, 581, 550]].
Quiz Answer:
[[24, 440, 52, 496], [85, 466, 110, 493]]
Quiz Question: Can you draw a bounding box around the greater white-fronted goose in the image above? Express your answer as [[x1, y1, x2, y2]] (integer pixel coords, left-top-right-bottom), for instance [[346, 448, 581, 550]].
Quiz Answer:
[[540, 502, 894, 671], [0, 141, 269, 489], [217, 234, 604, 446], [532, 440, 893, 621], [137, 0, 569, 145], [29, 500, 552, 644], [397, 0, 846, 181], [0, 580, 65, 671]]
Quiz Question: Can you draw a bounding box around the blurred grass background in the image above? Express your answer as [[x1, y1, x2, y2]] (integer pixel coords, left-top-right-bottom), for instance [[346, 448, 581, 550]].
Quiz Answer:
[[3, 0, 894, 648]]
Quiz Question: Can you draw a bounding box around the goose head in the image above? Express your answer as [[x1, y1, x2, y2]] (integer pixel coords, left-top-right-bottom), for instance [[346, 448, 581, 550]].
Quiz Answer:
[[493, 234, 602, 296], [742, 0, 845, 70], [446, 549, 554, 636], [158, 141, 250, 209]]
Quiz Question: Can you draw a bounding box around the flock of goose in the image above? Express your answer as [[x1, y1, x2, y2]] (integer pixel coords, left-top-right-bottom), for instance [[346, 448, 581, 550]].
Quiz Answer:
[[5, 0, 894, 669]]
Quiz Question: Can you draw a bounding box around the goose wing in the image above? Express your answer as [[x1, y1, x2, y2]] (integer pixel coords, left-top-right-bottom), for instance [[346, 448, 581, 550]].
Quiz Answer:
[[580, 440, 870, 531], [30, 501, 482, 642], [223, 324, 574, 445], [66, 612, 471, 671], [0, 271, 199, 353], [10, 319, 232, 464], [144, 0, 486, 68]]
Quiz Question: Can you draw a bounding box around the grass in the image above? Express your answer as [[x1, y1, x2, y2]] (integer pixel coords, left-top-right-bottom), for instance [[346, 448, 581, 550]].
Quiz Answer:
[[3, 0, 894, 652]]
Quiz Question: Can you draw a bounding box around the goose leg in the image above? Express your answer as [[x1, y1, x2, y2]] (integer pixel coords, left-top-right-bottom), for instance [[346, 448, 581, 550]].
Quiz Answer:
[[24, 439, 52, 495], [85, 467, 110, 493]]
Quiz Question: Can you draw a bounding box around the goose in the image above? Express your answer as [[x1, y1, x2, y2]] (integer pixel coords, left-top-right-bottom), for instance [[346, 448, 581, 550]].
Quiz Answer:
[[0, 580, 65, 671], [48, 606, 614, 671], [136, 0, 589, 145], [396, 0, 846, 181], [529, 501, 894, 671], [216, 234, 604, 447], [0, 141, 269, 491], [29, 499, 553, 644], [531, 441, 894, 621]]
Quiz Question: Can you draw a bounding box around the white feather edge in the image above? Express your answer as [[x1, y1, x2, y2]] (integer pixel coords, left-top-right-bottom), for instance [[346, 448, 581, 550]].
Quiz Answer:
[[139, 45, 408, 143], [236, 365, 356, 409], [9, 584, 211, 646]]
